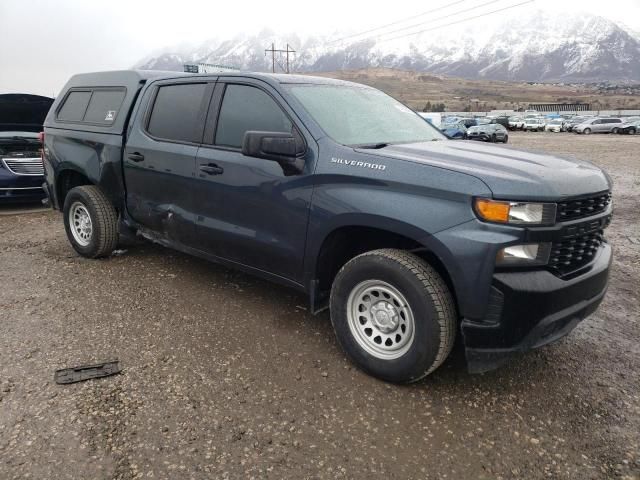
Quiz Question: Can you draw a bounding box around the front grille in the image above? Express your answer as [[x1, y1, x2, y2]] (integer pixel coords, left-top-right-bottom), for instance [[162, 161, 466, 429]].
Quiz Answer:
[[548, 230, 604, 276], [2, 157, 44, 176], [556, 192, 612, 222]]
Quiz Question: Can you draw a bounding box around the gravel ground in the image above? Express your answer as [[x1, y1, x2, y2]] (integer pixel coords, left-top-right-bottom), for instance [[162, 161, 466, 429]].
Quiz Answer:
[[1, 132, 639, 480]]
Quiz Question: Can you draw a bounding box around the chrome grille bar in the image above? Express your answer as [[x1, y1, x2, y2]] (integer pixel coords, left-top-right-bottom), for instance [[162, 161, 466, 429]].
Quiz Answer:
[[2, 157, 44, 176]]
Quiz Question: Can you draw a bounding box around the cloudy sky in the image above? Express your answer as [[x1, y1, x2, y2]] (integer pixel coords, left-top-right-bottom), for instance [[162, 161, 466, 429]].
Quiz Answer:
[[1, 0, 639, 96]]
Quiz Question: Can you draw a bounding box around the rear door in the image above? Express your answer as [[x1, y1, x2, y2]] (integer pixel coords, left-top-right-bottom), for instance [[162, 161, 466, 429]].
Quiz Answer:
[[124, 79, 214, 245], [192, 79, 315, 283]]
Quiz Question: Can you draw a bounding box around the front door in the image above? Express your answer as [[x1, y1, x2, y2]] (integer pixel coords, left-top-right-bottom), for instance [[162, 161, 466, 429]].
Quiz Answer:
[[193, 80, 315, 283], [124, 80, 213, 245]]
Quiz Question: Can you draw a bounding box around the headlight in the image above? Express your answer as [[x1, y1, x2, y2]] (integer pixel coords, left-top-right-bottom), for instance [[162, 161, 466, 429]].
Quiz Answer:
[[496, 243, 551, 266], [474, 198, 556, 225]]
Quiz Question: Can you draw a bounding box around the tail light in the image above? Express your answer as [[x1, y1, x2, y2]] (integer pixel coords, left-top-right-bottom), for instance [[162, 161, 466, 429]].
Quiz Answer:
[[38, 131, 45, 162]]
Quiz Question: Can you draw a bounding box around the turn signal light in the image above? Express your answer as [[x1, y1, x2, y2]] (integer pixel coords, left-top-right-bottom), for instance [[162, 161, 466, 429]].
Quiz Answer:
[[474, 199, 510, 223]]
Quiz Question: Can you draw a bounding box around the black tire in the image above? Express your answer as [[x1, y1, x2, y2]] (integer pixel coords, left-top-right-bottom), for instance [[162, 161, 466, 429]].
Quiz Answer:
[[330, 249, 456, 383], [63, 185, 119, 258], [630, 128, 636, 135], [503, 134, 509, 143], [490, 134, 497, 143], [583, 128, 591, 135], [612, 127, 619, 134]]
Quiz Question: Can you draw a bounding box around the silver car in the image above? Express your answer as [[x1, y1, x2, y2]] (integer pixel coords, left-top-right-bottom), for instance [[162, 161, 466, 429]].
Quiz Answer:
[[574, 117, 623, 134]]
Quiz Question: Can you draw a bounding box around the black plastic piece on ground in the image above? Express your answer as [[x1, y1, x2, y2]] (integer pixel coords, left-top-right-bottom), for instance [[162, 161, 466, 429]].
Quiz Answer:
[[54, 360, 121, 384]]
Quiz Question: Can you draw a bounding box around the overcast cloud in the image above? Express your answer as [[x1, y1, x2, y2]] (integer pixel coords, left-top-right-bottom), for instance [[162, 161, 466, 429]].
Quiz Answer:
[[1, 0, 639, 96]]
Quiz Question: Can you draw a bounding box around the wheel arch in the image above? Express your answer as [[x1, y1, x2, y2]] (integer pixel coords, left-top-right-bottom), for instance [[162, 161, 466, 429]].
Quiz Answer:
[[55, 168, 94, 209], [306, 217, 460, 315]]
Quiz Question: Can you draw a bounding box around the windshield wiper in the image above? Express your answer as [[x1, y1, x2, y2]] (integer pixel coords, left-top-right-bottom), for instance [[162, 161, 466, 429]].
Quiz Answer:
[[356, 142, 390, 149]]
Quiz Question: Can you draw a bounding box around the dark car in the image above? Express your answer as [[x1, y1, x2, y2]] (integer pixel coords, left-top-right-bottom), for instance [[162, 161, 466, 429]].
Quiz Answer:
[[466, 123, 509, 143], [440, 122, 468, 139], [43, 70, 612, 383], [617, 119, 640, 134], [0, 94, 53, 203]]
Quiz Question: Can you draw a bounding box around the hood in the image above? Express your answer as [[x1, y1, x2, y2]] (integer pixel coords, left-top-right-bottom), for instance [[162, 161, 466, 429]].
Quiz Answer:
[[0, 94, 54, 133], [356, 141, 610, 201]]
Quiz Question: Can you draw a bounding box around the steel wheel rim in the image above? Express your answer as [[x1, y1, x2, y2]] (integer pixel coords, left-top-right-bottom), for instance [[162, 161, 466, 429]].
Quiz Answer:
[[69, 202, 92, 247], [346, 280, 415, 360]]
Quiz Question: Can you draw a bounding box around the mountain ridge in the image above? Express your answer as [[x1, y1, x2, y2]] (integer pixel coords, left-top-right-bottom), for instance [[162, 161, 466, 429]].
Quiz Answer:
[[135, 10, 640, 83]]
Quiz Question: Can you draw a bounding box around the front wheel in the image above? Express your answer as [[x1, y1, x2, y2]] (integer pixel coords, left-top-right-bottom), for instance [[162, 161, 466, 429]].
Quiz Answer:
[[63, 185, 119, 258], [630, 127, 637, 135], [503, 135, 509, 143], [583, 128, 591, 135], [330, 249, 457, 383]]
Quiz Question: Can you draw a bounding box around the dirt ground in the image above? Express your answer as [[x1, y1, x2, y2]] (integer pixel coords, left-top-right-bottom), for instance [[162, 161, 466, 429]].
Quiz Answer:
[[1, 132, 638, 480]]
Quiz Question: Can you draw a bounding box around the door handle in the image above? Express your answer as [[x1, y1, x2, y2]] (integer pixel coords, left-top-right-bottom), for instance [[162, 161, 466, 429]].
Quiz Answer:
[[199, 163, 224, 175], [128, 152, 145, 162]]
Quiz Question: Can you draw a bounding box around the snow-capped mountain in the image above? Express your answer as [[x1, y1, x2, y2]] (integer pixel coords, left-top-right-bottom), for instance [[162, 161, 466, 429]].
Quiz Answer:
[[136, 10, 640, 82]]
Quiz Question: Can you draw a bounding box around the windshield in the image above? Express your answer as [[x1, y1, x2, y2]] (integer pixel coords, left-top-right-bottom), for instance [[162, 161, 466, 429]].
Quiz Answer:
[[287, 84, 445, 146]]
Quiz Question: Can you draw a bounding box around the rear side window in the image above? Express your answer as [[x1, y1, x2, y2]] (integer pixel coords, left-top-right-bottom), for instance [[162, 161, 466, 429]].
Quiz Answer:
[[57, 91, 92, 122], [83, 90, 126, 124], [147, 83, 208, 143], [215, 84, 292, 148], [57, 88, 126, 124]]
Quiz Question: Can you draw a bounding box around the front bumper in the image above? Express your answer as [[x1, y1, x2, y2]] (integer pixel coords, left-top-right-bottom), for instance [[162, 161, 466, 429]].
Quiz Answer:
[[0, 168, 46, 203], [467, 133, 490, 141], [462, 243, 612, 373]]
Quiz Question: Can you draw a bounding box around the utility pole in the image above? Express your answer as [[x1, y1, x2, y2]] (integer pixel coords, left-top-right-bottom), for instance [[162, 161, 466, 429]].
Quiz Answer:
[[285, 44, 295, 74], [264, 44, 296, 73]]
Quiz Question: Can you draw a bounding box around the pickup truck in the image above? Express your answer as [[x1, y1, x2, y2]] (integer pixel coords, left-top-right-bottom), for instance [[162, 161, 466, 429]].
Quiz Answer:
[[42, 70, 613, 383]]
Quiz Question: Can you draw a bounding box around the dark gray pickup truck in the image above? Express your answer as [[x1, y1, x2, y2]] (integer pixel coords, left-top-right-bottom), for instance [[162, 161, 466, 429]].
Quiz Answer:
[[42, 70, 613, 383]]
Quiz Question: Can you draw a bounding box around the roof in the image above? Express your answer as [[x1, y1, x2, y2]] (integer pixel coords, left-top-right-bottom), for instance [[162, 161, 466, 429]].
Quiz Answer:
[[63, 69, 365, 89]]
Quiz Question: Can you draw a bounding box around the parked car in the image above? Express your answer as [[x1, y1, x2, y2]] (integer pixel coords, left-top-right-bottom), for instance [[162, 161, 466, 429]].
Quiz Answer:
[[43, 70, 613, 383], [466, 123, 508, 143], [574, 118, 623, 134], [617, 119, 640, 134], [523, 118, 545, 131], [440, 122, 468, 139], [0, 94, 53, 203], [490, 116, 510, 129], [544, 119, 564, 133], [508, 116, 525, 130]]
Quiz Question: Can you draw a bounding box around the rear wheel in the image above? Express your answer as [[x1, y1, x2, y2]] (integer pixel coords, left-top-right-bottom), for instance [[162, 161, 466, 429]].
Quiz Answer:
[[330, 249, 456, 383], [63, 185, 119, 258], [612, 127, 619, 134]]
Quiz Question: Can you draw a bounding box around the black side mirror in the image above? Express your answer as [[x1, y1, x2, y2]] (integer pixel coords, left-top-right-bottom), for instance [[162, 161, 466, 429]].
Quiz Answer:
[[242, 131, 305, 176]]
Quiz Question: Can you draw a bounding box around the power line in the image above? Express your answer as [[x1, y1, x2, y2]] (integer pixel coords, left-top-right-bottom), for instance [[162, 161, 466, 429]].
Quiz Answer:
[[372, 0, 502, 42], [327, 0, 467, 46], [380, 0, 535, 42]]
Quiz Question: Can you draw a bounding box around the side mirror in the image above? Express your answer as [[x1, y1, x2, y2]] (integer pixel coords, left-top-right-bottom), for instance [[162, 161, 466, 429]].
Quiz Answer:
[[242, 131, 305, 176]]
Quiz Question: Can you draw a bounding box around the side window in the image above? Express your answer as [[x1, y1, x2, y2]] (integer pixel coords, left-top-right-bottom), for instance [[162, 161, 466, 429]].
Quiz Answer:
[[147, 83, 208, 143], [84, 90, 126, 124], [215, 84, 293, 148], [57, 91, 91, 122]]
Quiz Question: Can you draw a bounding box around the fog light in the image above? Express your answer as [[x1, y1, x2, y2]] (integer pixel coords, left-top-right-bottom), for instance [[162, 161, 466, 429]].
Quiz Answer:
[[496, 243, 551, 266]]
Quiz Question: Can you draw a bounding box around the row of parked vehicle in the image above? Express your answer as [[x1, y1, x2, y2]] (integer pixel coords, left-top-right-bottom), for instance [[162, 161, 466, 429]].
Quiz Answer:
[[508, 113, 640, 135]]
